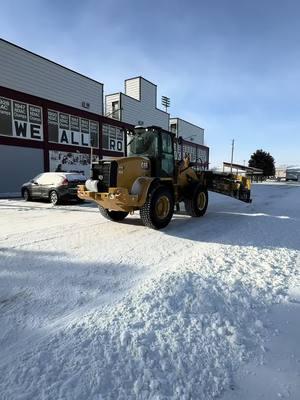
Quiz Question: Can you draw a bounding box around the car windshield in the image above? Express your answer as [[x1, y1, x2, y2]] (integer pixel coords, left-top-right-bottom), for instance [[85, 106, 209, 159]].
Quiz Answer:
[[127, 131, 158, 157], [64, 174, 86, 181], [32, 174, 42, 181]]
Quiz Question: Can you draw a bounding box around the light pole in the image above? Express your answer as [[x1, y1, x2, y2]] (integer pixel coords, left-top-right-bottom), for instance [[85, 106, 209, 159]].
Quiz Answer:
[[161, 96, 170, 113]]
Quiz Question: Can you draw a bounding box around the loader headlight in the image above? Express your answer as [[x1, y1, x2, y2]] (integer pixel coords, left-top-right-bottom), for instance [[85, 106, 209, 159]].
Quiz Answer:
[[108, 193, 115, 199], [141, 161, 149, 170]]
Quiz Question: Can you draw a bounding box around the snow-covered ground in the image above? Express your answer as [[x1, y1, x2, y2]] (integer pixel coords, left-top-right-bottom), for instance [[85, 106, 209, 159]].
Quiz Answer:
[[0, 183, 299, 400]]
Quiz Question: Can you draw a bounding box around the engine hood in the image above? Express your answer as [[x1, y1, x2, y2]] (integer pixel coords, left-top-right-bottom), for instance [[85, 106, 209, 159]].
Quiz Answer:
[[115, 156, 151, 190]]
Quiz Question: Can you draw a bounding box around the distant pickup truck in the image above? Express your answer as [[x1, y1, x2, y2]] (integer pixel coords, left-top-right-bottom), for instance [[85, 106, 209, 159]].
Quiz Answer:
[[286, 167, 300, 181]]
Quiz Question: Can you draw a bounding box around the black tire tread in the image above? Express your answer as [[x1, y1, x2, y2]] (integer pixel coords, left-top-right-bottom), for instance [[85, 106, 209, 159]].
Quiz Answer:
[[140, 185, 174, 229], [98, 205, 128, 221], [184, 185, 208, 217]]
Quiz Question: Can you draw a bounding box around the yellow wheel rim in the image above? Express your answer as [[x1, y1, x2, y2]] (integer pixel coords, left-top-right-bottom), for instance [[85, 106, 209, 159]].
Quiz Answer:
[[197, 192, 206, 210], [155, 195, 170, 219]]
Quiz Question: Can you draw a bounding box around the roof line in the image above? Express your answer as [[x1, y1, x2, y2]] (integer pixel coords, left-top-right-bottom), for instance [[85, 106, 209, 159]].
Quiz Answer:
[[120, 93, 168, 114], [105, 92, 121, 98], [124, 76, 157, 87], [170, 116, 204, 130], [0, 38, 104, 86]]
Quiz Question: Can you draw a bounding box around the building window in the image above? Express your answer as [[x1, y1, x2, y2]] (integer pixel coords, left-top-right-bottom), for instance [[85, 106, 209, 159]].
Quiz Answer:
[[170, 123, 177, 134], [112, 101, 120, 120], [183, 143, 197, 162], [48, 110, 99, 148], [102, 124, 124, 153], [0, 96, 43, 141]]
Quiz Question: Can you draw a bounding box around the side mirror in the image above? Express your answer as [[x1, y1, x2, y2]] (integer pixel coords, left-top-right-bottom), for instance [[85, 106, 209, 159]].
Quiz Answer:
[[31, 179, 38, 184]]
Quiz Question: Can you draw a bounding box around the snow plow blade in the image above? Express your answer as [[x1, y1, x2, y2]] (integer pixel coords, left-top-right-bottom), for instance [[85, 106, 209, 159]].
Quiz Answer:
[[204, 171, 252, 203]]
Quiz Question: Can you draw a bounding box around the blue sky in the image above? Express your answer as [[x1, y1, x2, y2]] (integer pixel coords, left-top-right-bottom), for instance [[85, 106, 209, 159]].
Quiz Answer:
[[1, 0, 299, 167]]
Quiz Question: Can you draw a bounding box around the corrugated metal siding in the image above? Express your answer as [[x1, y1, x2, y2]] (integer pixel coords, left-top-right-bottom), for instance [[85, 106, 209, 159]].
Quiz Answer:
[[0, 145, 43, 194], [0, 40, 103, 114], [176, 118, 204, 145], [105, 93, 121, 119], [141, 79, 156, 107], [107, 77, 168, 129], [121, 94, 169, 130], [125, 78, 140, 100]]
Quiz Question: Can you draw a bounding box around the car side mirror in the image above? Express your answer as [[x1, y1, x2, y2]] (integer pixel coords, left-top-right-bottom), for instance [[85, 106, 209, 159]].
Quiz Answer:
[[31, 179, 38, 184]]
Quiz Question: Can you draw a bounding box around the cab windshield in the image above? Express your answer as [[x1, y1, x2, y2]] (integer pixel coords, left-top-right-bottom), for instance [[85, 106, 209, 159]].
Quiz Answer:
[[127, 131, 159, 157]]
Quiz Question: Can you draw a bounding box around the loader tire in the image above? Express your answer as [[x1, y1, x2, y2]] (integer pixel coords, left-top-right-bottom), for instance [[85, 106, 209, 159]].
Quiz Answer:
[[184, 184, 208, 217], [140, 185, 174, 229], [98, 205, 128, 221]]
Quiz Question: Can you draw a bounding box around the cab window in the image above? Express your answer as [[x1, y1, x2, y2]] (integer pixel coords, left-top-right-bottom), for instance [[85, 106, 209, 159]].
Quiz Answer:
[[161, 132, 174, 176], [162, 132, 173, 154]]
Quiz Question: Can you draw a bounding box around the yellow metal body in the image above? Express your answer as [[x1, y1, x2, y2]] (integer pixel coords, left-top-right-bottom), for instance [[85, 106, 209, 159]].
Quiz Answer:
[[115, 156, 151, 189], [77, 155, 192, 212], [78, 156, 160, 212], [78, 185, 143, 212], [77, 155, 252, 211]]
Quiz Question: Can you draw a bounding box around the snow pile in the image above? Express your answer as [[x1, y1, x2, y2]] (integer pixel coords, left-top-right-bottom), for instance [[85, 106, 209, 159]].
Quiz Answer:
[[0, 244, 298, 400], [0, 183, 299, 399]]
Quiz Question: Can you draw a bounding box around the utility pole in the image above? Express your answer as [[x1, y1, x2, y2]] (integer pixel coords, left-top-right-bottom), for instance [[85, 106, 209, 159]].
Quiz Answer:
[[230, 139, 235, 174]]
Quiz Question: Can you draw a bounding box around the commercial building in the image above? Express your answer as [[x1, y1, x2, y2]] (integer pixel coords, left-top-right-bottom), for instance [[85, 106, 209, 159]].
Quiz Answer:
[[106, 76, 169, 130], [0, 39, 131, 195], [106, 77, 209, 169], [0, 39, 209, 196], [169, 117, 204, 145], [170, 118, 208, 168]]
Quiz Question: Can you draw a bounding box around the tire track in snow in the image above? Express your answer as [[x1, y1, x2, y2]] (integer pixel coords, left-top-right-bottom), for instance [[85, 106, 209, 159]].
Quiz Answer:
[[1, 243, 298, 399], [0, 232, 208, 368]]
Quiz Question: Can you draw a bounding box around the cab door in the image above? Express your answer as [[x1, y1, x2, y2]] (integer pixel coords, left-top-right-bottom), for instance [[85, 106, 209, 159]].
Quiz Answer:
[[160, 131, 175, 177]]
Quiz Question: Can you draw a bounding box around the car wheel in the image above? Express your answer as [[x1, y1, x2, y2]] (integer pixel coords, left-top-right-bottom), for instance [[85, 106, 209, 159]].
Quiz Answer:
[[49, 190, 59, 205], [23, 189, 31, 201]]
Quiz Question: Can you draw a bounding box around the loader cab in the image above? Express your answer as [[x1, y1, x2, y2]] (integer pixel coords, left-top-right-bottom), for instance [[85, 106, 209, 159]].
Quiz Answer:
[[127, 126, 175, 178]]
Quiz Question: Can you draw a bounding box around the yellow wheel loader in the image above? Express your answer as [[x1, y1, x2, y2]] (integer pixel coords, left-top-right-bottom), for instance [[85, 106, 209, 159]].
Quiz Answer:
[[78, 126, 252, 229]]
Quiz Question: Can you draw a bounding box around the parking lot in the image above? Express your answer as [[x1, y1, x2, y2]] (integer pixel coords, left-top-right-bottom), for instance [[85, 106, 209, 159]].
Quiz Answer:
[[0, 183, 300, 399]]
